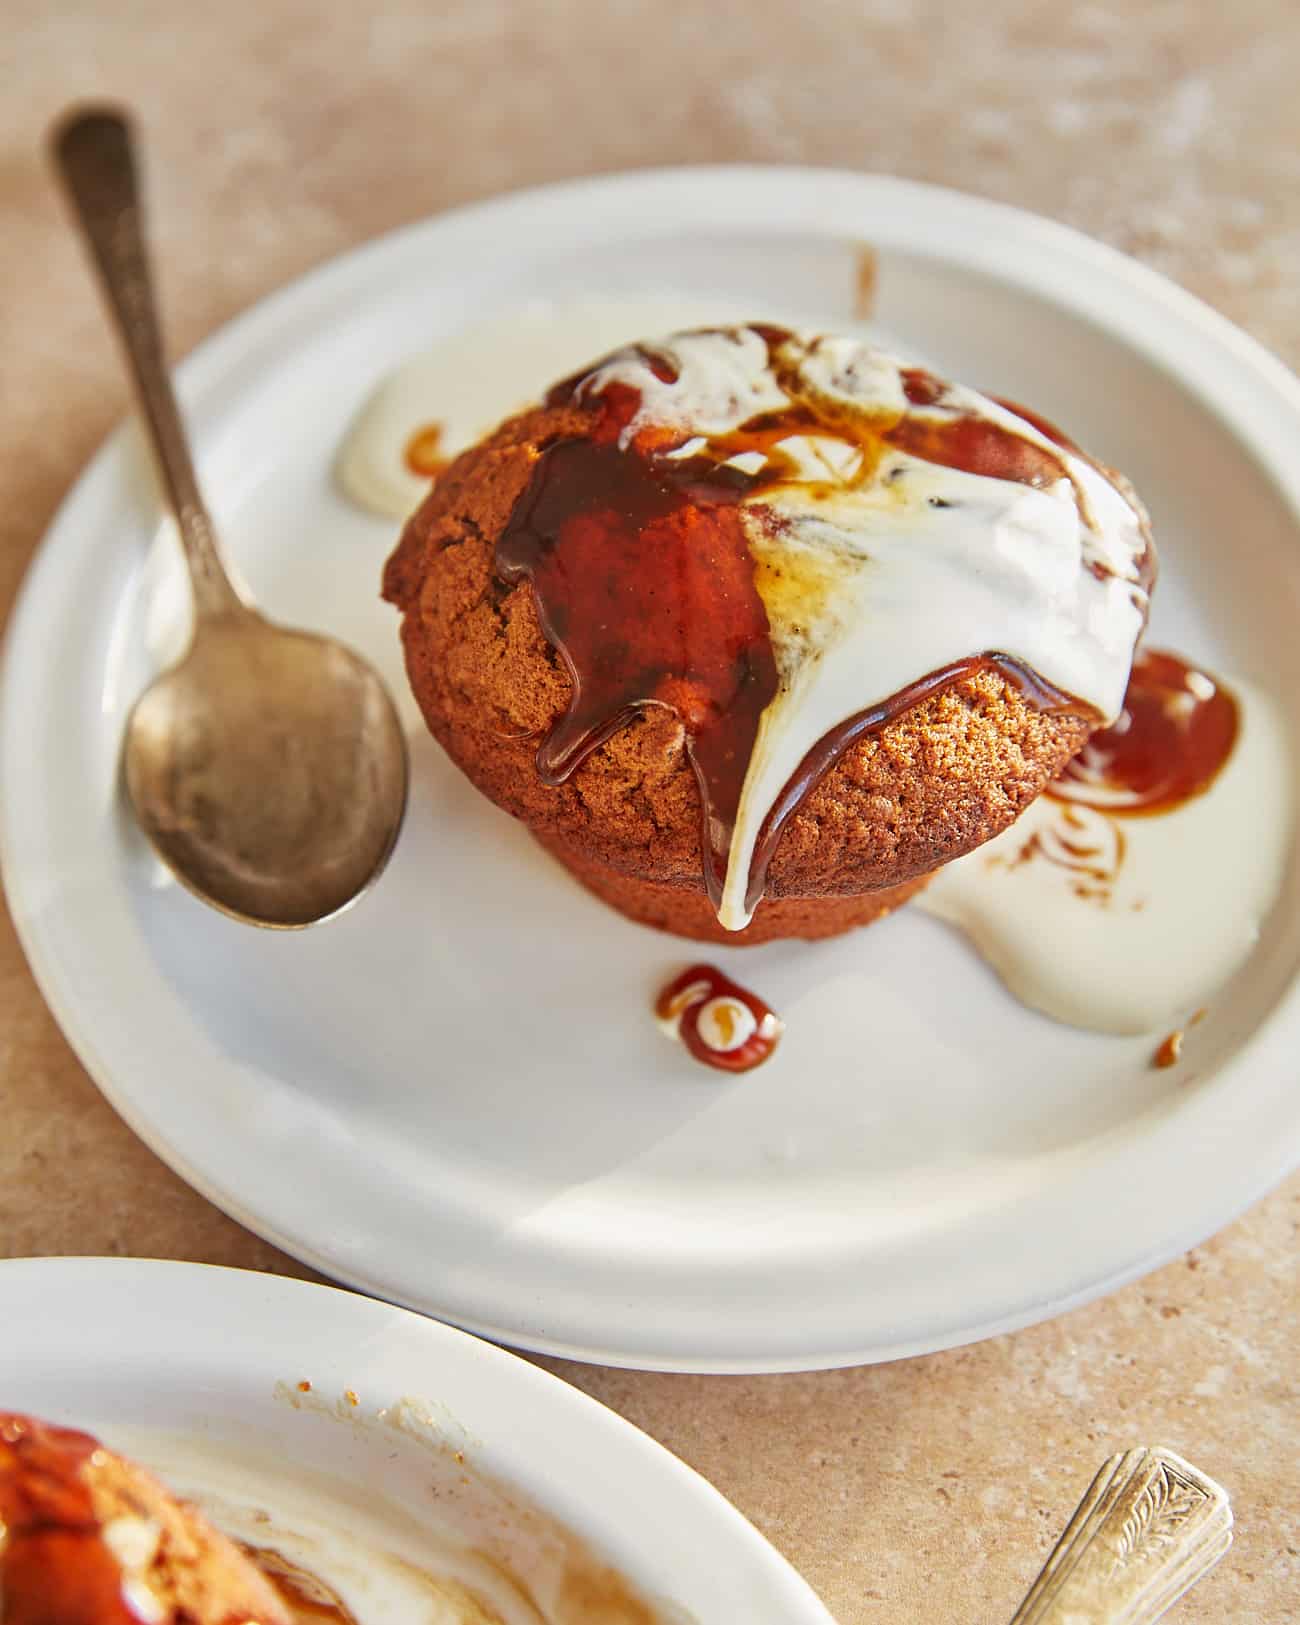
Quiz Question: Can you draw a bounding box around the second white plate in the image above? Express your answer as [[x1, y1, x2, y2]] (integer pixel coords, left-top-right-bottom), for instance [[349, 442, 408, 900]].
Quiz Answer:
[[0, 1258, 829, 1622]]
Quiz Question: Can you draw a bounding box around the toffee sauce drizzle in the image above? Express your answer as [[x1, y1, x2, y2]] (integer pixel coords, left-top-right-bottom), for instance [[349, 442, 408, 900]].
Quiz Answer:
[[496, 328, 1117, 916], [655, 963, 782, 1073], [403, 422, 450, 479], [0, 1414, 142, 1625], [1048, 648, 1238, 815]]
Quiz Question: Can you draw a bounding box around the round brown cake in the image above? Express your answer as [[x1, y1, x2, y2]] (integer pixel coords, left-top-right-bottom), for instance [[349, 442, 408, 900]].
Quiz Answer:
[[382, 391, 1104, 946]]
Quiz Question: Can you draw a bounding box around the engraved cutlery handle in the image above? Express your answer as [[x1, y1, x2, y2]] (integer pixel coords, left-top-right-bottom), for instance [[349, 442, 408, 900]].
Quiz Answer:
[[1010, 1448, 1232, 1624]]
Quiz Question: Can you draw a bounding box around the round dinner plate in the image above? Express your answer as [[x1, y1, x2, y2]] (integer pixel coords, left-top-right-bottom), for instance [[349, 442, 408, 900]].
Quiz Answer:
[[3, 167, 1299, 1372], [0, 1257, 830, 1621]]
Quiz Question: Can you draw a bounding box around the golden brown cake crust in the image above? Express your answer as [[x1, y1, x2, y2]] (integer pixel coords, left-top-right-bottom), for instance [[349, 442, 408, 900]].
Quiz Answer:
[[534, 831, 931, 944], [382, 404, 1097, 910]]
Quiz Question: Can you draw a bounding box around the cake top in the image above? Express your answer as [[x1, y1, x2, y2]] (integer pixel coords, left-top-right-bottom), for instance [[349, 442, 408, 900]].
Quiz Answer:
[[499, 324, 1155, 928]]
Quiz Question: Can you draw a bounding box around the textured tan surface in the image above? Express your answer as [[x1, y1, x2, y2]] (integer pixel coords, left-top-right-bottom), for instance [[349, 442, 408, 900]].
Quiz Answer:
[[1, 4, 1297, 1622]]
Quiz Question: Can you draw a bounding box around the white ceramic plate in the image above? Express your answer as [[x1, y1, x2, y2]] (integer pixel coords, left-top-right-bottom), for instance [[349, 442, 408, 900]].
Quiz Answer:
[[3, 168, 1299, 1372], [0, 1258, 828, 1621]]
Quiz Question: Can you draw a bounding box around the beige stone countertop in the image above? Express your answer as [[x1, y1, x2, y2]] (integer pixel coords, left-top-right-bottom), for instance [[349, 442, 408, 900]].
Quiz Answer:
[[2, 3, 1298, 1620]]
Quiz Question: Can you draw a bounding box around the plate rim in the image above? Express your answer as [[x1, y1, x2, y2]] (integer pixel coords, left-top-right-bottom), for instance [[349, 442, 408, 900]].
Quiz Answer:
[[3, 163, 1299, 1373], [0, 1254, 832, 1620]]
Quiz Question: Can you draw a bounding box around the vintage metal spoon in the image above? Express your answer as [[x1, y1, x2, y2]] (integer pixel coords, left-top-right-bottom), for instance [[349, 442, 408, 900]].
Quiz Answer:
[[53, 107, 408, 928], [1010, 1446, 1233, 1623]]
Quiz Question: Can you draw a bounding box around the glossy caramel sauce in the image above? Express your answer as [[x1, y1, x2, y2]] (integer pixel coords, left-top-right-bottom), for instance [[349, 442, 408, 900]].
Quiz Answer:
[[655, 963, 782, 1072], [1155, 1007, 1208, 1067], [497, 386, 779, 908], [1050, 649, 1239, 816], [1153, 1029, 1184, 1068], [0, 1414, 140, 1625], [500, 327, 1098, 913], [403, 422, 450, 478], [894, 372, 1074, 490]]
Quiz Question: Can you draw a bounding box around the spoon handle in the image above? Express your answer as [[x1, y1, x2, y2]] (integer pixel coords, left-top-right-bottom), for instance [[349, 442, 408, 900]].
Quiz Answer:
[[1009, 1447, 1232, 1624], [52, 106, 244, 618]]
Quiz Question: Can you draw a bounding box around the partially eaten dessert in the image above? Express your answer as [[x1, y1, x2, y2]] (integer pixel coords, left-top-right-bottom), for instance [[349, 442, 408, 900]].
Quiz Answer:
[[383, 324, 1153, 944], [0, 1412, 290, 1625]]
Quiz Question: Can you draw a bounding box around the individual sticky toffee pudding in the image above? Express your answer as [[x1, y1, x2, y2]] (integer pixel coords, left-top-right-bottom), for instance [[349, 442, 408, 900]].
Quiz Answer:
[[383, 325, 1154, 944]]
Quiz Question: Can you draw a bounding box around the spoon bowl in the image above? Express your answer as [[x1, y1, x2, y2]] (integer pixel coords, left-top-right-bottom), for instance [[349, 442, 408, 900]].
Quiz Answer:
[[55, 106, 409, 928], [125, 611, 408, 927]]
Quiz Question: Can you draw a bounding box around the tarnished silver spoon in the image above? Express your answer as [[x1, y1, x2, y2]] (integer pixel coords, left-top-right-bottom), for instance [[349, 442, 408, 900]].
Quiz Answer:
[[53, 107, 408, 928]]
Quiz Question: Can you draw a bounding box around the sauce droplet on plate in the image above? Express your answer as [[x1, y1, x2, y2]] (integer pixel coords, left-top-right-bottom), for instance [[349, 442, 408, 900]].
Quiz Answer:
[[1153, 1029, 1184, 1068], [403, 422, 450, 479], [655, 963, 783, 1072]]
